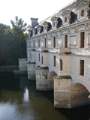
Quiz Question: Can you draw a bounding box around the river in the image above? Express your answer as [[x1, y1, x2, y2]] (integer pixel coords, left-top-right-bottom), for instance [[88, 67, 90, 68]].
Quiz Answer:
[[0, 72, 90, 120]]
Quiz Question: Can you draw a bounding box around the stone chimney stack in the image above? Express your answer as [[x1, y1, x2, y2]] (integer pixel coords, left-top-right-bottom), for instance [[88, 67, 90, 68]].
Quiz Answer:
[[31, 18, 38, 28]]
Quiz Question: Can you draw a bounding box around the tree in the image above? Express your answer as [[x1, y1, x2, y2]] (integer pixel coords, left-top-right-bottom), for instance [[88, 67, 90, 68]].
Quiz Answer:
[[0, 17, 27, 66], [0, 24, 15, 65], [11, 16, 27, 59]]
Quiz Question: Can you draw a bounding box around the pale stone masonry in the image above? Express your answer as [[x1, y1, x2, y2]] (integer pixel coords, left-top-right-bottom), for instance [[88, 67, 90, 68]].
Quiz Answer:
[[27, 0, 90, 108]]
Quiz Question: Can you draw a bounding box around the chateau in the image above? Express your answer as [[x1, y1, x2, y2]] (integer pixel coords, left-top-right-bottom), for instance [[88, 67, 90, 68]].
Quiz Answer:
[[27, 0, 90, 108]]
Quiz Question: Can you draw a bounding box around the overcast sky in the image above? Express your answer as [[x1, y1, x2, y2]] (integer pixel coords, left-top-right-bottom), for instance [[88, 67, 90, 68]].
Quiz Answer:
[[0, 0, 74, 25]]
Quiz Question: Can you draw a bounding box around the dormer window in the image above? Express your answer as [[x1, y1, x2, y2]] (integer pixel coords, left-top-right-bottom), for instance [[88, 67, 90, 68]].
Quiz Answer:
[[69, 11, 77, 24], [64, 17, 67, 22], [43, 22, 52, 32], [56, 18, 62, 28], [81, 9, 84, 17], [47, 22, 52, 31]]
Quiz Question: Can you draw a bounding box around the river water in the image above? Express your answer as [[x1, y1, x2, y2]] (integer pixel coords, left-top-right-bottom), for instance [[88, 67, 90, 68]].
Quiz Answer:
[[0, 72, 90, 120]]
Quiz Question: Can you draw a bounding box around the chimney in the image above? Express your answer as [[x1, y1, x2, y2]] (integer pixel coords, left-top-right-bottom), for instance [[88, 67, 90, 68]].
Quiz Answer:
[[31, 18, 38, 28]]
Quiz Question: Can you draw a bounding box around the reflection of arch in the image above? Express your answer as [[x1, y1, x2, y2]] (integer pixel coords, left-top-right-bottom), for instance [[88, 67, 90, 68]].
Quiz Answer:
[[48, 71, 57, 80]]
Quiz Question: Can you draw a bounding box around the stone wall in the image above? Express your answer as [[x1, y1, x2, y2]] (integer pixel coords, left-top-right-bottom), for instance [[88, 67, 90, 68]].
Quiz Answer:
[[27, 63, 36, 80], [54, 76, 72, 108]]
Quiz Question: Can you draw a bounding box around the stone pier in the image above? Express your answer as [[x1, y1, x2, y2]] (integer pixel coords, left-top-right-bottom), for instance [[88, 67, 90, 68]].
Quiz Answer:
[[36, 66, 53, 91], [54, 75, 90, 108]]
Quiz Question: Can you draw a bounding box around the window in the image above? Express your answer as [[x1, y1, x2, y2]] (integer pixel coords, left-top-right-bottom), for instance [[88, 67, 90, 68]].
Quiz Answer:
[[45, 38, 46, 48], [53, 37, 56, 48], [60, 59, 63, 71], [81, 9, 84, 17], [42, 56, 43, 64], [65, 35, 68, 48], [80, 32, 85, 48], [38, 39, 40, 48], [65, 17, 67, 22], [39, 53, 40, 61], [54, 56, 56, 67], [80, 60, 84, 76]]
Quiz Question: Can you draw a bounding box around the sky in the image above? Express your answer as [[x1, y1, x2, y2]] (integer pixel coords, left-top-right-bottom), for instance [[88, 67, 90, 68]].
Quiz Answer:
[[0, 0, 74, 26]]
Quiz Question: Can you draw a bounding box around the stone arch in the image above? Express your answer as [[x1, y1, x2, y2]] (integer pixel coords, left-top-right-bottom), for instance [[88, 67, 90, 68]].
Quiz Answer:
[[70, 83, 89, 94], [69, 83, 90, 107]]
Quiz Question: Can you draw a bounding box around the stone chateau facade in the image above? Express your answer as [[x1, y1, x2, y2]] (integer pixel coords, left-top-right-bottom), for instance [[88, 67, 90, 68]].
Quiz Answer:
[[27, 0, 90, 108]]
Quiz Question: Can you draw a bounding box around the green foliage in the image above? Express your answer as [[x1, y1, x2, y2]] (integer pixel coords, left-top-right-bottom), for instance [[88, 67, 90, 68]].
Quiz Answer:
[[0, 16, 27, 66]]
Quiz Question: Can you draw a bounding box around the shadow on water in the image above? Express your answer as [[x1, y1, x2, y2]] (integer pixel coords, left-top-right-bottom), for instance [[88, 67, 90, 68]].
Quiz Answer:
[[0, 71, 20, 90], [55, 105, 90, 120]]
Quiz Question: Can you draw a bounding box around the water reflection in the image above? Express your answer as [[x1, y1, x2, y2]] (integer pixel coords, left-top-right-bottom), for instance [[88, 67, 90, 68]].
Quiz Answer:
[[0, 90, 67, 120], [0, 72, 90, 120], [23, 88, 29, 103], [0, 103, 18, 120]]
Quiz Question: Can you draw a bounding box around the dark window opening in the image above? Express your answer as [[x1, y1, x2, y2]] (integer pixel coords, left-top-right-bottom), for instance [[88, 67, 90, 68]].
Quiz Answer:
[[45, 38, 47, 48], [56, 17, 62, 28], [80, 32, 85, 48], [42, 56, 43, 64], [80, 60, 84, 76], [35, 28, 37, 34], [54, 56, 56, 67], [81, 10, 84, 17], [69, 11, 77, 24], [53, 37, 56, 48], [65, 35, 68, 48], [65, 17, 67, 22], [47, 22, 52, 31], [60, 59, 63, 71], [87, 4, 90, 19], [40, 26, 43, 33], [39, 54, 40, 61], [38, 40, 40, 48]]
